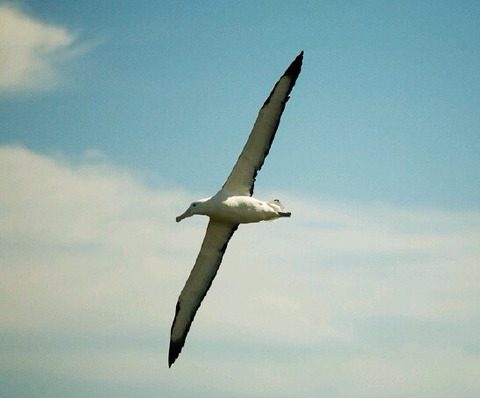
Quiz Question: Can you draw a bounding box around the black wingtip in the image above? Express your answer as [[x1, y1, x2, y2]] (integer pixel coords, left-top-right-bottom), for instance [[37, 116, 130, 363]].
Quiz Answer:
[[284, 51, 303, 81], [168, 302, 184, 368], [168, 340, 181, 368]]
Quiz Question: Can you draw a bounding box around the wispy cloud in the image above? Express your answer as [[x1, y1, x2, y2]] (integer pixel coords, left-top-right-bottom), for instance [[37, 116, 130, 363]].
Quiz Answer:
[[1, 146, 479, 396], [0, 5, 88, 92]]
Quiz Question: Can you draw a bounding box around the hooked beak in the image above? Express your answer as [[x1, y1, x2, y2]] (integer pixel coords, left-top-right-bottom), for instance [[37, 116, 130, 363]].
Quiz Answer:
[[176, 209, 192, 222]]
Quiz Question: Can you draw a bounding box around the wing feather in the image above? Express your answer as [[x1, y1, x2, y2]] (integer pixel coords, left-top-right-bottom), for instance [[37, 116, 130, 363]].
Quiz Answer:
[[169, 221, 238, 367], [222, 51, 303, 196]]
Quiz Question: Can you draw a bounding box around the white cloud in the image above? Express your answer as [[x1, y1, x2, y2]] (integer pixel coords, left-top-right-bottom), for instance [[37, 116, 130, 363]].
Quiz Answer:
[[0, 5, 84, 92], [1, 145, 479, 396]]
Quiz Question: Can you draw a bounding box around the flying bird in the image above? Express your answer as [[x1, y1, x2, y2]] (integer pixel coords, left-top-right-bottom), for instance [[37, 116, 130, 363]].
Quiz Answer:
[[169, 52, 303, 367]]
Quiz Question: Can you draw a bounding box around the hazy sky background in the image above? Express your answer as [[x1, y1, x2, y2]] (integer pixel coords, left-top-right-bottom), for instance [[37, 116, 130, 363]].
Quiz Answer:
[[1, 1, 479, 396]]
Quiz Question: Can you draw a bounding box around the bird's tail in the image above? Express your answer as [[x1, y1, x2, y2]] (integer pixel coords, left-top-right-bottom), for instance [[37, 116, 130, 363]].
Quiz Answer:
[[266, 199, 291, 221], [277, 211, 291, 218]]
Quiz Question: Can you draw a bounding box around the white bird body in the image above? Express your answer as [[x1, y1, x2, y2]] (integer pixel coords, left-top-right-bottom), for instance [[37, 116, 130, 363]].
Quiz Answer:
[[176, 191, 290, 224], [169, 52, 303, 367]]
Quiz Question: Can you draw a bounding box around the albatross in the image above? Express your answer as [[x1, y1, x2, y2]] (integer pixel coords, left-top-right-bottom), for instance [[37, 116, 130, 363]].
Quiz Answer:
[[169, 51, 303, 367]]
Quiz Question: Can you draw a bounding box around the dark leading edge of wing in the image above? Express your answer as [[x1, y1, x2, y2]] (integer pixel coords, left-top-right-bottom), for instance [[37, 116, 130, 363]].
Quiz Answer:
[[222, 51, 303, 196], [169, 222, 239, 367]]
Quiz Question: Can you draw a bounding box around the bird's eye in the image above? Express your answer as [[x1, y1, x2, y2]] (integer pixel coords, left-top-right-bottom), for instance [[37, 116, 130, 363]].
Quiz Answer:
[[192, 203, 196, 207]]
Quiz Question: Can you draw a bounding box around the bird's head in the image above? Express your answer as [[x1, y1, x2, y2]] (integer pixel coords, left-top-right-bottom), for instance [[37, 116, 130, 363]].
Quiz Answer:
[[176, 198, 210, 222]]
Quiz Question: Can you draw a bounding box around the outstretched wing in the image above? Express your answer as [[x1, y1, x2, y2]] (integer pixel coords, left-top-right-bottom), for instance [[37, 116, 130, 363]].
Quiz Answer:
[[222, 51, 303, 196], [169, 221, 239, 367]]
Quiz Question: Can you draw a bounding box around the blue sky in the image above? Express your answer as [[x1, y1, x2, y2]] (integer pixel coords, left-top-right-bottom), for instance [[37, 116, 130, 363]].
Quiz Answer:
[[1, 1, 479, 396]]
